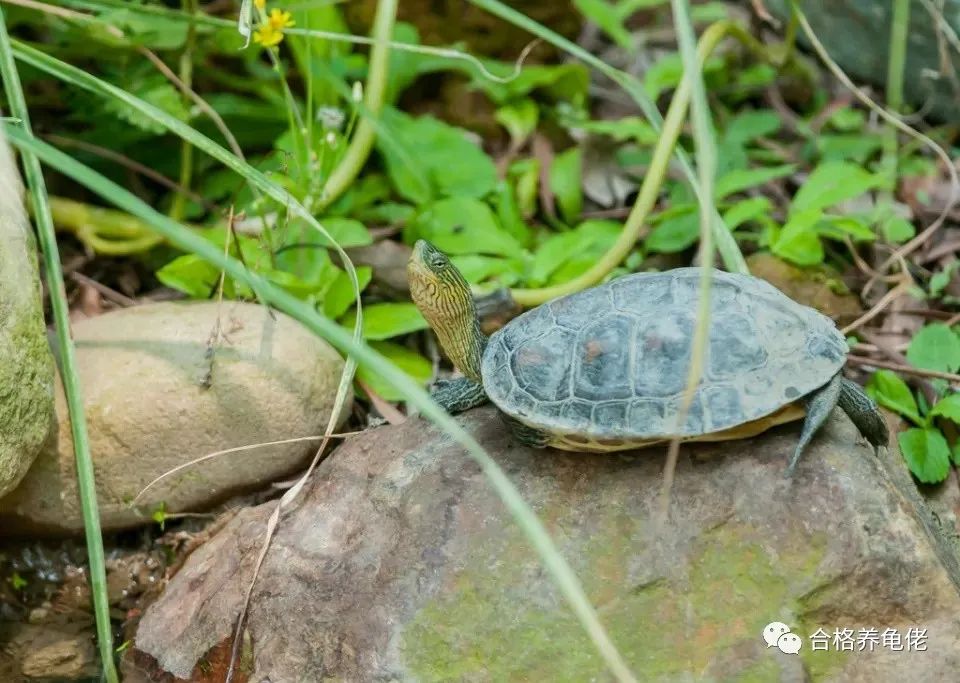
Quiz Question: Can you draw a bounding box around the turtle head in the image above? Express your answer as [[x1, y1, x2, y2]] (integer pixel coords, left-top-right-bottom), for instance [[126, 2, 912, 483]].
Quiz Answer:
[[408, 240, 484, 382]]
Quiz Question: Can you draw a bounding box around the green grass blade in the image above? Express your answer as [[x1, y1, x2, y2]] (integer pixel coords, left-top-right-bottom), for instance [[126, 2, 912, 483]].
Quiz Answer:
[[4, 129, 637, 683], [0, 10, 117, 682]]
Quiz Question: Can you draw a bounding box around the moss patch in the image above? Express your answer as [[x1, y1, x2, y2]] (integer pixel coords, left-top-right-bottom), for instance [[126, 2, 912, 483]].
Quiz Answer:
[[401, 510, 829, 680]]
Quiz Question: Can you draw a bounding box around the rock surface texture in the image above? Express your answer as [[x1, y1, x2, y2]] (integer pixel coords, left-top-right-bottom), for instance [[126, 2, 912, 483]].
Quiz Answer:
[[133, 405, 960, 681], [768, 0, 960, 122], [0, 136, 56, 498], [0, 301, 350, 534]]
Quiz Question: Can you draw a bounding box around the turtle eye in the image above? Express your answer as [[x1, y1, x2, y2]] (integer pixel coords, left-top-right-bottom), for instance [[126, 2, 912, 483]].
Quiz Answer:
[[429, 253, 447, 269]]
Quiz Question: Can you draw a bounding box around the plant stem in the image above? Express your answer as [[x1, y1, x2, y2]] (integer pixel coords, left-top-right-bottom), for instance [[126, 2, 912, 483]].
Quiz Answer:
[[170, 0, 197, 222], [508, 20, 738, 306], [883, 0, 910, 192], [0, 9, 117, 682], [317, 0, 396, 210]]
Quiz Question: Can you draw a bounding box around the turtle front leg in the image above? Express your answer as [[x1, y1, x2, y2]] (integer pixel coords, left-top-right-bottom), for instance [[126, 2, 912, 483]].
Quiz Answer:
[[430, 377, 489, 414], [787, 372, 842, 476], [838, 377, 889, 453]]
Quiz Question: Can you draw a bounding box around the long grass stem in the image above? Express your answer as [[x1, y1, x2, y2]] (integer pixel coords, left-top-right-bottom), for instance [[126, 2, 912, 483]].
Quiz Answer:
[[0, 8, 117, 682]]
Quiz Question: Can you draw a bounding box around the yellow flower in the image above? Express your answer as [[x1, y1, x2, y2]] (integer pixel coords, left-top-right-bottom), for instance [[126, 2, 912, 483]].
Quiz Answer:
[[267, 9, 295, 30], [253, 24, 283, 47], [254, 0, 266, 8]]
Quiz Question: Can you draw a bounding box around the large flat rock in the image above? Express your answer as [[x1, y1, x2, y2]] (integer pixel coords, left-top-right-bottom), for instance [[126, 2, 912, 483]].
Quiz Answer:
[[133, 405, 960, 681]]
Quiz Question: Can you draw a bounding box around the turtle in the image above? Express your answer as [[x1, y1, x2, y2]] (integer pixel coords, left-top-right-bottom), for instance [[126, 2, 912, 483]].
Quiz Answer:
[[407, 239, 888, 473]]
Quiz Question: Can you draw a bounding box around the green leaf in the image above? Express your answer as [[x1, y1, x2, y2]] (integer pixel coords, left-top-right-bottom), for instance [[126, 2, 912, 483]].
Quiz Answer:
[[341, 302, 427, 340], [311, 217, 372, 248], [549, 220, 623, 283], [827, 107, 866, 132], [715, 164, 796, 199], [816, 134, 884, 164], [323, 266, 372, 319], [866, 369, 922, 424], [356, 341, 433, 401], [493, 180, 532, 246], [574, 0, 633, 50], [550, 147, 583, 224], [409, 197, 523, 257], [772, 208, 824, 266], [722, 197, 772, 231], [898, 427, 952, 483], [450, 254, 523, 285], [646, 205, 699, 253], [791, 161, 880, 215], [573, 117, 658, 145], [377, 108, 497, 204], [816, 215, 876, 242], [930, 393, 960, 424], [156, 254, 219, 298], [907, 323, 960, 374], [510, 158, 540, 218], [471, 62, 589, 104], [879, 214, 915, 243], [930, 260, 958, 297], [495, 99, 539, 146], [529, 230, 594, 285]]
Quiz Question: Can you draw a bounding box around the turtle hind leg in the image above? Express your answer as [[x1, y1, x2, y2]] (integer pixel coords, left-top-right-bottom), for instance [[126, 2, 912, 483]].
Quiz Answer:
[[838, 377, 889, 453], [787, 373, 842, 476], [430, 377, 489, 414], [501, 414, 551, 449]]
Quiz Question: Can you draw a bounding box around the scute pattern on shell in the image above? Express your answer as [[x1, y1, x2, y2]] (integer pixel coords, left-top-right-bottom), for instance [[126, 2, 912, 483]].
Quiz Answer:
[[481, 268, 847, 439]]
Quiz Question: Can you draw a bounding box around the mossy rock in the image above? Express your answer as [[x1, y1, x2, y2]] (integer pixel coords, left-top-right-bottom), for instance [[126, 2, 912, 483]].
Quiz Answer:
[[0, 138, 56, 498], [134, 407, 960, 681]]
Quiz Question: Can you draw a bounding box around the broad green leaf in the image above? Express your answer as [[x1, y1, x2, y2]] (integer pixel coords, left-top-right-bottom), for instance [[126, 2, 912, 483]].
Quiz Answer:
[[383, 23, 458, 104], [493, 181, 532, 246], [573, 117, 658, 145], [930, 394, 960, 424], [898, 428, 951, 483], [451, 254, 524, 285], [156, 254, 220, 298], [309, 217, 372, 248], [907, 323, 960, 374], [879, 214, 915, 243], [930, 261, 958, 297], [772, 208, 824, 266], [377, 108, 497, 204], [323, 266, 372, 319], [356, 341, 433, 401], [827, 107, 866, 132], [714, 164, 796, 199], [341, 302, 427, 340], [510, 158, 540, 218], [574, 0, 633, 50], [867, 369, 921, 424], [722, 196, 772, 231], [816, 215, 875, 242], [472, 62, 589, 104], [549, 220, 622, 283], [646, 205, 699, 253], [409, 197, 523, 257], [550, 147, 583, 225], [529, 231, 593, 285], [791, 161, 880, 215], [816, 134, 884, 164], [495, 99, 539, 146]]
